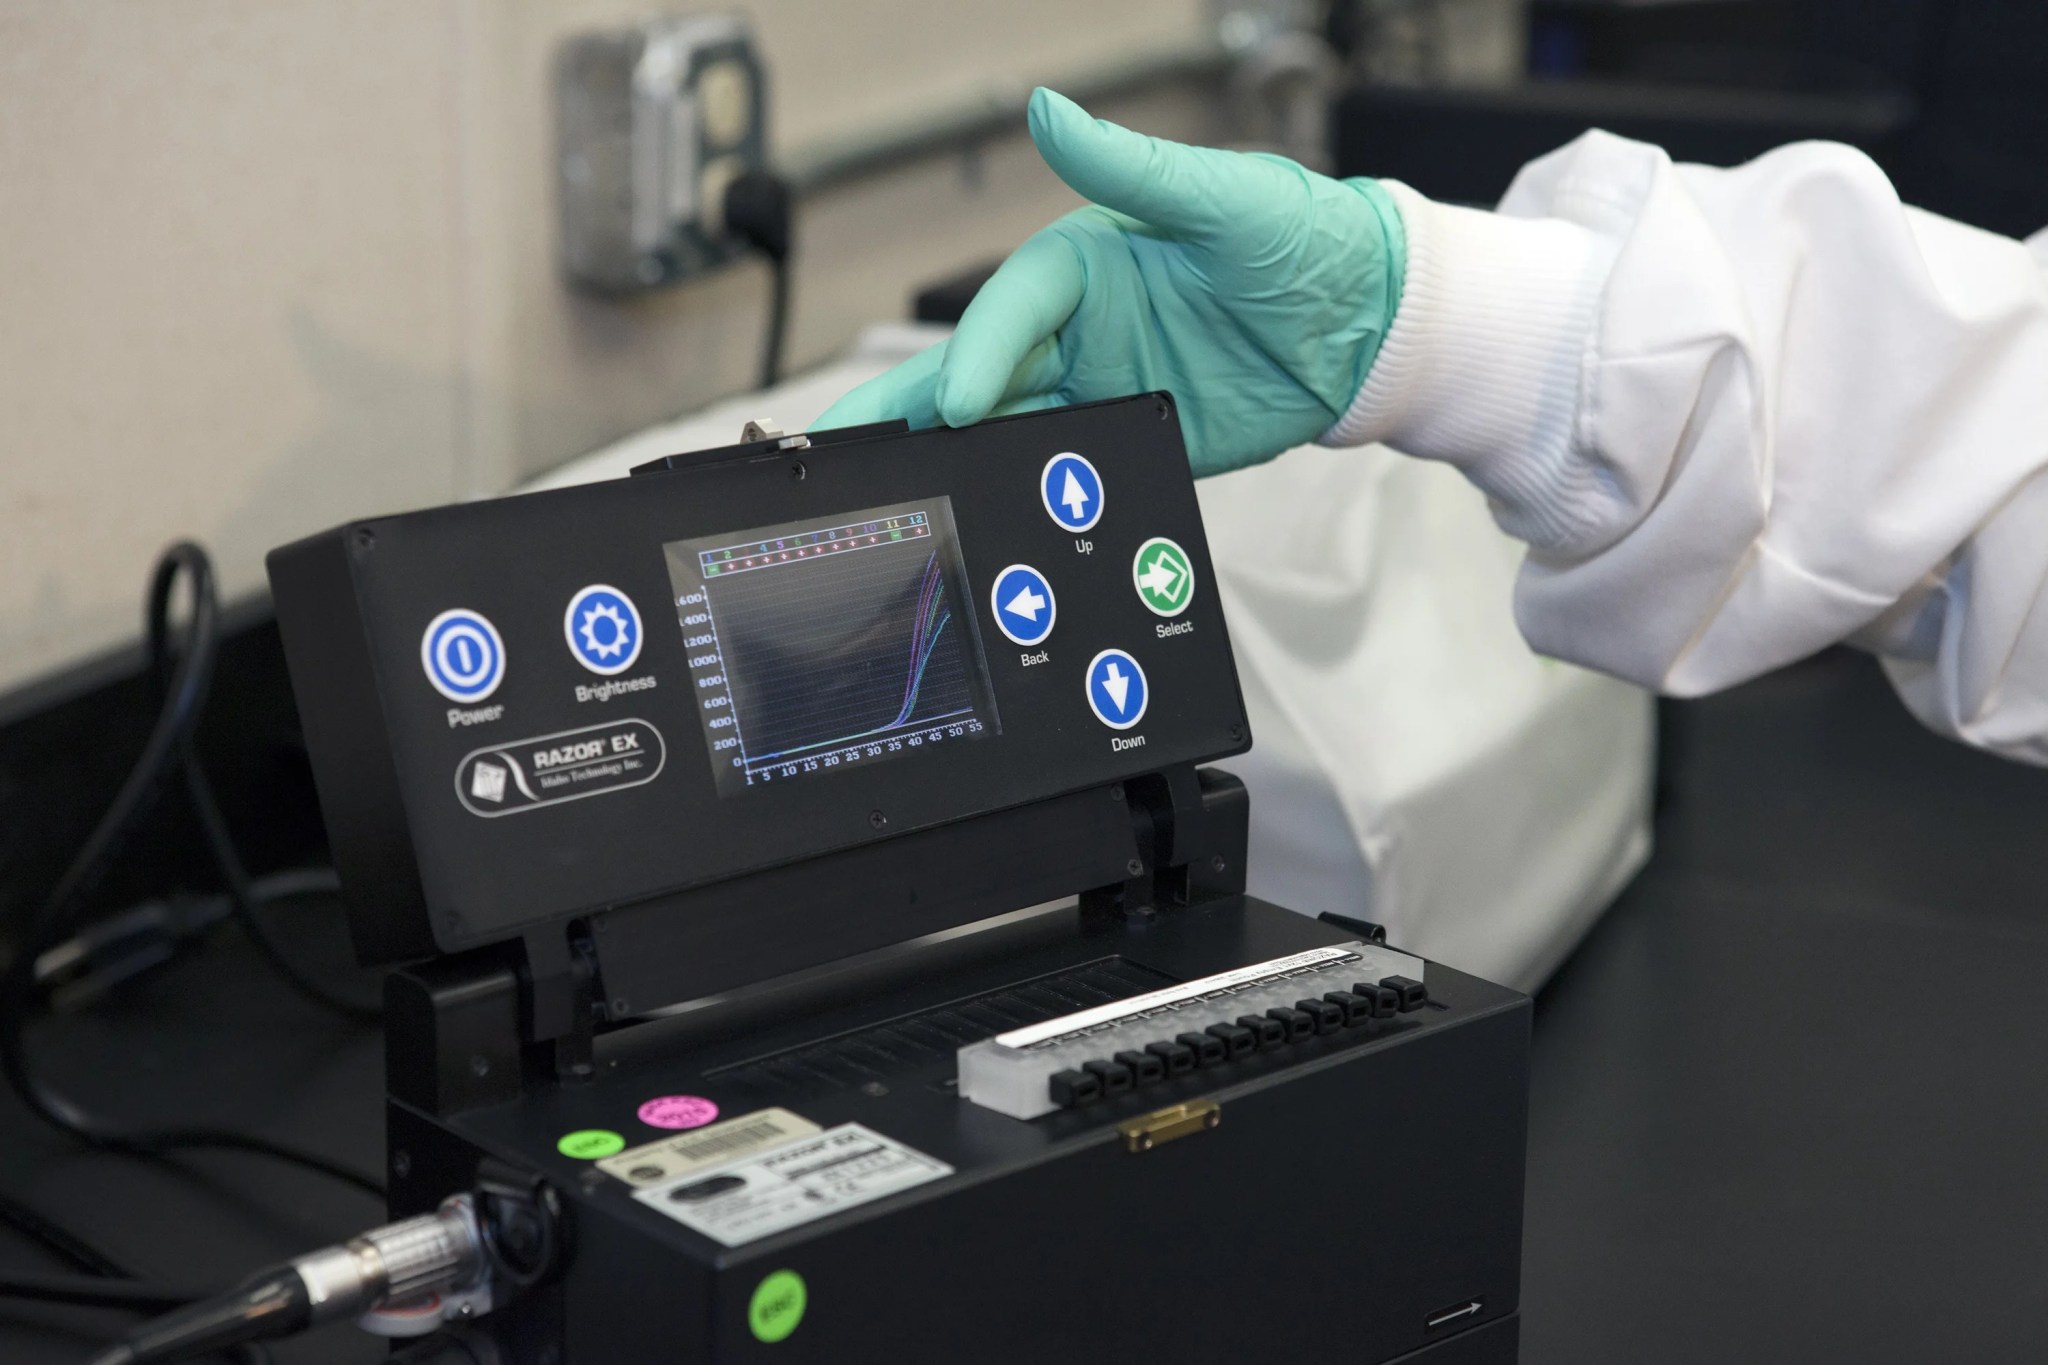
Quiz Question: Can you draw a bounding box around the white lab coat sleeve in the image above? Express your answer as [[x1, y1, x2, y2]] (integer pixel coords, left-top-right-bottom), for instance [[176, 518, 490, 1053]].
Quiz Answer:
[[1321, 131, 2048, 763]]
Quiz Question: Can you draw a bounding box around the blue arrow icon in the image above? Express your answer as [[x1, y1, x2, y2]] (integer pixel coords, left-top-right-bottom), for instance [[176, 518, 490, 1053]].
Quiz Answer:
[[989, 564, 1056, 647], [1086, 649, 1148, 730], [1040, 453, 1104, 532]]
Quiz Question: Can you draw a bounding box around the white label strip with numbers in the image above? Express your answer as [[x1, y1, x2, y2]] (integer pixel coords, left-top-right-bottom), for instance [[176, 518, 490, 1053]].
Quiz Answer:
[[994, 946, 1363, 1050]]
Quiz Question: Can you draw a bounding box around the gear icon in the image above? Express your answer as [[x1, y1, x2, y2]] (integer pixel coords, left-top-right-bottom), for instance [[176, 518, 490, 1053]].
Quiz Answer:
[[579, 600, 630, 659], [563, 585, 643, 676]]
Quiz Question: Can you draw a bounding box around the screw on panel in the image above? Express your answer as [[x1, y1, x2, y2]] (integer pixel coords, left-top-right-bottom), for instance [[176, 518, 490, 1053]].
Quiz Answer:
[[1210, 855, 1227, 874], [1109, 784, 1125, 803], [789, 460, 807, 481], [469, 1055, 491, 1078], [392, 1150, 412, 1180], [352, 527, 376, 554], [1126, 859, 1145, 878], [869, 810, 888, 829], [1155, 396, 1173, 421], [1229, 724, 1245, 742], [612, 997, 630, 1015]]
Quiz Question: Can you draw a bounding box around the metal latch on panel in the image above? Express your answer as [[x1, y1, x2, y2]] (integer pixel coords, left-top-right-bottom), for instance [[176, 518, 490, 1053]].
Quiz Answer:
[[1117, 1099, 1220, 1154]]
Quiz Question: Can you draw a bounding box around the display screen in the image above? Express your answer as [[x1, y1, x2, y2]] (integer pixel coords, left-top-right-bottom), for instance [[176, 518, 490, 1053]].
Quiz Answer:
[[665, 497, 999, 794]]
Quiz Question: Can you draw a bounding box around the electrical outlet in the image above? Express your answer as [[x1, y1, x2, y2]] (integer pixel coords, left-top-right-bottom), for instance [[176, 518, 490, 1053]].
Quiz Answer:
[[556, 14, 769, 294]]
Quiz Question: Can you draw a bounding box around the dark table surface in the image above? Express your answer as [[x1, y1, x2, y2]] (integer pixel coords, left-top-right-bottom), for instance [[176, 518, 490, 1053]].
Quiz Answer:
[[7, 649, 2048, 1363]]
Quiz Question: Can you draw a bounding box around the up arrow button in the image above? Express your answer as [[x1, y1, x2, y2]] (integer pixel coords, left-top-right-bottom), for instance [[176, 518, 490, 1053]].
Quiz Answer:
[[1040, 453, 1104, 533], [1132, 537, 1195, 617]]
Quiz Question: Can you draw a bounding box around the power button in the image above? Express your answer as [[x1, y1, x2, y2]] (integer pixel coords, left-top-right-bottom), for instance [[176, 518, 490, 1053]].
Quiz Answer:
[[421, 609, 505, 703]]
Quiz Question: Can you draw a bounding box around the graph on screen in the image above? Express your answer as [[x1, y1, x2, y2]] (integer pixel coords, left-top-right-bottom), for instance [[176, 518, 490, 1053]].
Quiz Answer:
[[666, 498, 999, 793]]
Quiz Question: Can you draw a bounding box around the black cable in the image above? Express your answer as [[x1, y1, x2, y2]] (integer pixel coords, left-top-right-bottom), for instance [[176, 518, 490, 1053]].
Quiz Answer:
[[34, 868, 361, 1015], [0, 1191, 128, 1277], [183, 766, 378, 1022], [0, 542, 383, 1201], [0, 1277, 275, 1364], [760, 253, 792, 390], [722, 169, 795, 389], [0, 1272, 202, 1311], [82, 1268, 309, 1365]]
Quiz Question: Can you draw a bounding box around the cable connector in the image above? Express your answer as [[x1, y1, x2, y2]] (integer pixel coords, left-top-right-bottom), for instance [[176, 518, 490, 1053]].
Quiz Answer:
[[88, 1191, 524, 1364], [296, 1195, 483, 1324]]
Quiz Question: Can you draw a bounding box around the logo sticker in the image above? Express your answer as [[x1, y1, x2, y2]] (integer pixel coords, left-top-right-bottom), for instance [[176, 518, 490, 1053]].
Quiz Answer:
[[455, 718, 665, 817]]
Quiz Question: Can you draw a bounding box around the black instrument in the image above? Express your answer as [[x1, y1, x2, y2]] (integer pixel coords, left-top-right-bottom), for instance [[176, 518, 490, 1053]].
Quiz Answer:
[[268, 396, 1529, 1363]]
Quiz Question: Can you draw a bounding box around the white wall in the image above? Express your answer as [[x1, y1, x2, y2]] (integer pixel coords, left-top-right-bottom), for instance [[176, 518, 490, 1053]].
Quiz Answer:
[[0, 0, 1213, 696]]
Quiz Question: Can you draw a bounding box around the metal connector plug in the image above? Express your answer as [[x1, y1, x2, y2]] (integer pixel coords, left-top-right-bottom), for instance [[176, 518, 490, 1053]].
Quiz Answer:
[[291, 1195, 484, 1328]]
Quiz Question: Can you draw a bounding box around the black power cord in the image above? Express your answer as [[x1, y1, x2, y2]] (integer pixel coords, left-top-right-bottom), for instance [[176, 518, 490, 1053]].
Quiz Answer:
[[722, 169, 796, 390], [185, 777, 379, 1023], [0, 542, 382, 1200], [0, 1189, 128, 1278], [0, 1273, 204, 1312], [32, 869, 364, 1016], [0, 1193, 275, 1363]]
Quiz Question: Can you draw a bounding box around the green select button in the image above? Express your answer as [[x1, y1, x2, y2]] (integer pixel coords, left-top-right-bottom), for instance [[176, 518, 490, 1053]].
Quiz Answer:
[[1133, 537, 1195, 617]]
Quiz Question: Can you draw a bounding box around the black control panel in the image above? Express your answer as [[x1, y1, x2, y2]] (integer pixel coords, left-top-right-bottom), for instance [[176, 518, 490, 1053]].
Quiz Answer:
[[269, 395, 1250, 961]]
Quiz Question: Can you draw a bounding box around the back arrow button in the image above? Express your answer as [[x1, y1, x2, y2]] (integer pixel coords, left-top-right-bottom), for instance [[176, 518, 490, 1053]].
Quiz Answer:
[[990, 564, 1057, 647]]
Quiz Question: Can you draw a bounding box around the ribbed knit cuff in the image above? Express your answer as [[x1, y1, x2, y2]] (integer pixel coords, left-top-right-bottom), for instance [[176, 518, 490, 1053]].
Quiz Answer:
[[1320, 182, 1614, 548]]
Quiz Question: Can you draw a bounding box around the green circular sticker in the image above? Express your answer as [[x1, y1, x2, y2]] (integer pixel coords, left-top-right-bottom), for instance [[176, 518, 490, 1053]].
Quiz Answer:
[[556, 1128, 626, 1160], [748, 1269, 807, 1344]]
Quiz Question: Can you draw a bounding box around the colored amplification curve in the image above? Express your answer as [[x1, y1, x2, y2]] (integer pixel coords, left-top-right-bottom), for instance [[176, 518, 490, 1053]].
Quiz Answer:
[[744, 550, 964, 767], [675, 499, 993, 791]]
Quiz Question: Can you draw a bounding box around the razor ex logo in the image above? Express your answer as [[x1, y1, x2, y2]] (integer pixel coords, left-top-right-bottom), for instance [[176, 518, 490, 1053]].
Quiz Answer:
[[455, 718, 665, 817]]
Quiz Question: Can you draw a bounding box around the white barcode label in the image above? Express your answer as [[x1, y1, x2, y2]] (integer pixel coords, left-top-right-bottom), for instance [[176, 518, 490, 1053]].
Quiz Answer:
[[634, 1124, 953, 1247], [598, 1107, 821, 1187]]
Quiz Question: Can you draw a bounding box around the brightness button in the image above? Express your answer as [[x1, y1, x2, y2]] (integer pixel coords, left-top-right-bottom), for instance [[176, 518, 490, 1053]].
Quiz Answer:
[[564, 584, 645, 676]]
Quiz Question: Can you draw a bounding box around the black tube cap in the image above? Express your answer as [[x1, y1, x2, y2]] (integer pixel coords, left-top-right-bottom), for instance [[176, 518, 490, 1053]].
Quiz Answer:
[[1146, 1039, 1197, 1075], [1083, 1058, 1134, 1096], [1297, 998, 1345, 1035], [1206, 1022, 1256, 1059], [1179, 1030, 1227, 1067], [1382, 975, 1429, 1012], [1050, 1068, 1103, 1108], [1266, 1006, 1315, 1042]]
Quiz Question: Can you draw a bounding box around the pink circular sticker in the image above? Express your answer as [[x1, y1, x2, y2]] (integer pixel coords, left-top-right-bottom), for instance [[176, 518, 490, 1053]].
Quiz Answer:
[[637, 1095, 720, 1130]]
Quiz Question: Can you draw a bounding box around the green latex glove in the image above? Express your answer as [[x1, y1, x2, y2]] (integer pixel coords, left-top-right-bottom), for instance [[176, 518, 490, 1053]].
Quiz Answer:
[[817, 88, 1407, 477]]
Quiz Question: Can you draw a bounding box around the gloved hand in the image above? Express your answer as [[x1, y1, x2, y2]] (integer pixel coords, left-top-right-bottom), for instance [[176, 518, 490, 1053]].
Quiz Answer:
[[817, 88, 1407, 477]]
